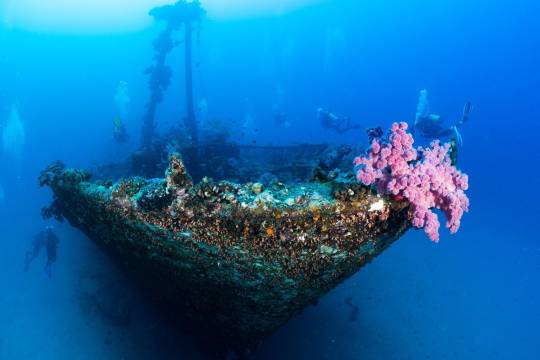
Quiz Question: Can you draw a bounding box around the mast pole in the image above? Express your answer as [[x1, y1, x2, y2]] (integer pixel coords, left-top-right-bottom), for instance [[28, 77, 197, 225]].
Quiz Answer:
[[184, 19, 197, 146]]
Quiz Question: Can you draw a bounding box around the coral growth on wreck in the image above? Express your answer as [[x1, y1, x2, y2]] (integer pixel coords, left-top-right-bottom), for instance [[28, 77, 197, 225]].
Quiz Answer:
[[39, 154, 411, 346], [354, 122, 469, 241]]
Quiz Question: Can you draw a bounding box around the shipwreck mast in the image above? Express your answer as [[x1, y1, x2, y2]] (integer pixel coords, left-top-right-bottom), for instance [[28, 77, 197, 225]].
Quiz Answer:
[[147, 0, 204, 149], [183, 13, 197, 147]]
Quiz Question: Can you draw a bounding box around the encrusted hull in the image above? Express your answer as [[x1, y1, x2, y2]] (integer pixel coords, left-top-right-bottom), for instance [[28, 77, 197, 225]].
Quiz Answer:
[[40, 158, 410, 346]]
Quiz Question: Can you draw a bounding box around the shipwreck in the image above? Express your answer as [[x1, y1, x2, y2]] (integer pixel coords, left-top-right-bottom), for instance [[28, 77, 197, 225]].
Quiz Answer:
[[37, 0, 425, 352], [39, 154, 410, 347]]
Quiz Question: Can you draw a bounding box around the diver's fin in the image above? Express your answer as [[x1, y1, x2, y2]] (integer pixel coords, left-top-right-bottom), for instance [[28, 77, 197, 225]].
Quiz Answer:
[[461, 101, 473, 124], [453, 126, 463, 146], [463, 101, 473, 117]]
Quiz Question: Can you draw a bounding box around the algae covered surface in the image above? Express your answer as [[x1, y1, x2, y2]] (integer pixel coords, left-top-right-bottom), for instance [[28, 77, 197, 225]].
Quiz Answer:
[[39, 155, 410, 346]]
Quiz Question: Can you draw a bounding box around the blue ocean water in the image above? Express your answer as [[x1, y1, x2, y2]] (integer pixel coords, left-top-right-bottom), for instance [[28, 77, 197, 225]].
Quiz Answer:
[[1, 0, 539, 359]]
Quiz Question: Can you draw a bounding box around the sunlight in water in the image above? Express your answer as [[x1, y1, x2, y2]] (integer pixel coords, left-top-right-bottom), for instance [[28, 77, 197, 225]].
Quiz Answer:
[[0, 0, 328, 33]]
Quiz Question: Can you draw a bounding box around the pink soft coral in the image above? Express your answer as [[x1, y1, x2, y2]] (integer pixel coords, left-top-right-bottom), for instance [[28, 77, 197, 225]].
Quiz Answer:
[[354, 122, 469, 241]]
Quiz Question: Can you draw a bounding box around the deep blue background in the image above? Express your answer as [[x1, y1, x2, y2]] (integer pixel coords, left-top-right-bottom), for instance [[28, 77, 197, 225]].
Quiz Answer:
[[1, 0, 539, 358]]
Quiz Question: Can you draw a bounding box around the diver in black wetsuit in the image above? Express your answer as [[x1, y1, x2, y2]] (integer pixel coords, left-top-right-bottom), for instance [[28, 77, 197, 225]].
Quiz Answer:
[[412, 89, 473, 145], [113, 117, 129, 143], [318, 108, 361, 134], [366, 126, 383, 143], [24, 226, 59, 278]]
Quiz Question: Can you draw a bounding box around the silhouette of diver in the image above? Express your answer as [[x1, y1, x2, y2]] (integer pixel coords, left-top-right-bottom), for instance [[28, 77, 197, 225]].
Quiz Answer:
[[412, 89, 472, 145], [366, 126, 383, 143], [112, 117, 129, 143], [318, 108, 361, 134], [24, 226, 59, 278]]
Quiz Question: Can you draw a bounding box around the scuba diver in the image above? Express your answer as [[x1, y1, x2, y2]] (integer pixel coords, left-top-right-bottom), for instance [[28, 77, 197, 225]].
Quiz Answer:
[[112, 81, 130, 143], [24, 226, 60, 278], [112, 117, 129, 143], [412, 89, 472, 145], [317, 108, 361, 134], [366, 126, 383, 143], [272, 102, 291, 129], [273, 111, 291, 128]]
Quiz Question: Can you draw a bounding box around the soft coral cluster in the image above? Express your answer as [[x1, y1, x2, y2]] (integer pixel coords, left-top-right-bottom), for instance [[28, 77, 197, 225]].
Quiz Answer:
[[354, 122, 469, 241]]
